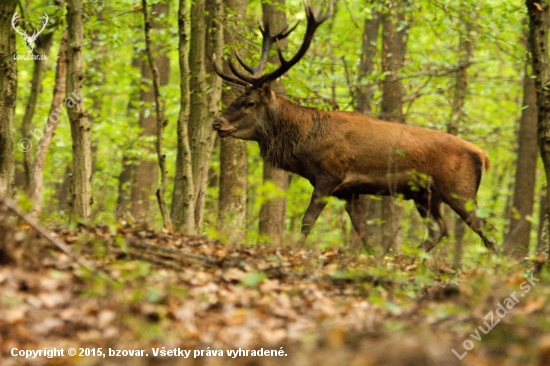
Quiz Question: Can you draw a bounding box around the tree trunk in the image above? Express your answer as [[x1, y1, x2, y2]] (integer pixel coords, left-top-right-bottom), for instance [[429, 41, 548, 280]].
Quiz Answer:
[[170, 0, 196, 233], [526, 0, 550, 262], [258, 0, 290, 246], [504, 33, 538, 259], [217, 0, 248, 243], [537, 192, 547, 255], [141, 0, 172, 231], [353, 3, 381, 250], [447, 10, 474, 267], [0, 0, 18, 198], [379, 0, 409, 251], [28, 31, 68, 218], [130, 2, 169, 222], [21, 31, 54, 190], [356, 5, 380, 116], [115, 56, 140, 220], [66, 0, 92, 219], [189, 0, 215, 232]]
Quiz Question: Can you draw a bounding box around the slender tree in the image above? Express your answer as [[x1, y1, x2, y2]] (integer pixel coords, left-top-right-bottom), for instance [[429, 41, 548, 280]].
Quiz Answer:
[[258, 0, 290, 246], [142, 0, 172, 230], [115, 55, 140, 220], [205, 0, 223, 124], [525, 0, 550, 260], [217, 0, 248, 243], [353, 2, 381, 250], [379, 0, 410, 251], [130, 1, 170, 222], [0, 0, 18, 198], [28, 31, 68, 218], [66, 0, 92, 219], [20, 29, 54, 190], [189, 0, 214, 232], [504, 33, 538, 259], [356, 3, 380, 116], [171, 0, 196, 232], [447, 5, 474, 266]]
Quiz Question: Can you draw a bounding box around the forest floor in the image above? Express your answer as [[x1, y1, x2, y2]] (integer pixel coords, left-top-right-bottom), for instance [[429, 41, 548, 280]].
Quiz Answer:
[[1, 203, 550, 366]]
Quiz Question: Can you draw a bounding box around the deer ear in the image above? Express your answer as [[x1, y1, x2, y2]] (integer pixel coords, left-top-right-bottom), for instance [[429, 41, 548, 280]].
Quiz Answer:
[[261, 84, 273, 99]]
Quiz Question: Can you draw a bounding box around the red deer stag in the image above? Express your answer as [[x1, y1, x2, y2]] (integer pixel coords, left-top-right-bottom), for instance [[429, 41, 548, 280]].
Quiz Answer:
[[212, 0, 496, 252]]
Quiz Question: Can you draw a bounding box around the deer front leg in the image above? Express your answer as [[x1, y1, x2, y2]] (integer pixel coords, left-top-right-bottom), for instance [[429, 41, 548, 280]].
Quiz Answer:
[[300, 182, 335, 240]]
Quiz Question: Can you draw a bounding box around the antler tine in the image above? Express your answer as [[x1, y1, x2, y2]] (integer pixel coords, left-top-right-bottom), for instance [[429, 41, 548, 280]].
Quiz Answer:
[[39, 14, 49, 32], [212, 54, 250, 87], [11, 12, 27, 37], [278, 22, 299, 40], [214, 0, 332, 88], [256, 22, 298, 75], [235, 51, 256, 75], [31, 13, 49, 40], [228, 59, 257, 84], [234, 20, 299, 78], [253, 0, 333, 87], [309, 0, 333, 23]]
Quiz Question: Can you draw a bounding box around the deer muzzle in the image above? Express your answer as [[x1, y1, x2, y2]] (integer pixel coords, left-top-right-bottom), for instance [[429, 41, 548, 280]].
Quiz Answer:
[[212, 117, 233, 137]]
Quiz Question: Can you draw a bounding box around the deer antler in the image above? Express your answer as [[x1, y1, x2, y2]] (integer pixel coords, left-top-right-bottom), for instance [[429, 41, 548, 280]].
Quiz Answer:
[[214, 0, 333, 88], [11, 12, 28, 38], [30, 14, 49, 42]]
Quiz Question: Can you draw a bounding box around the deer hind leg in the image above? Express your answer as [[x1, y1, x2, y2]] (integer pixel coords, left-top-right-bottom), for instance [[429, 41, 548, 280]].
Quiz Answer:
[[442, 192, 496, 251], [414, 191, 448, 252], [300, 181, 336, 241], [345, 194, 369, 252]]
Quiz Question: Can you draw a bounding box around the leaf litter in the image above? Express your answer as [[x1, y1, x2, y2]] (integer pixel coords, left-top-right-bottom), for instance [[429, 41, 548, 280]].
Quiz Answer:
[[1, 206, 550, 365]]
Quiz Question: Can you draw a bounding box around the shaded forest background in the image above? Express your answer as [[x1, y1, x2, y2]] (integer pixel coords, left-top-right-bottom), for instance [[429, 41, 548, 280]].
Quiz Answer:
[[2, 0, 542, 260], [3, 1, 550, 365]]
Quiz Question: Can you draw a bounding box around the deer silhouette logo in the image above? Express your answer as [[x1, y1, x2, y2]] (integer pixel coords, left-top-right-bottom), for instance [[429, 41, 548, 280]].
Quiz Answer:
[[11, 11, 49, 54]]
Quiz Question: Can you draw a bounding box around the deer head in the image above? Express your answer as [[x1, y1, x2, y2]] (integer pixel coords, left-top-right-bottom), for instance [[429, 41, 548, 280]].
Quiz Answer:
[[212, 1, 333, 140], [12, 11, 49, 54]]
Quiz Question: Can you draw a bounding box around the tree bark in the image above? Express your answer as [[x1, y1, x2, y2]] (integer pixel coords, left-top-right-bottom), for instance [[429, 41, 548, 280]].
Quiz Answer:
[[537, 191, 547, 254], [0, 0, 18, 198], [504, 33, 538, 259], [217, 0, 248, 243], [526, 0, 550, 262], [258, 0, 290, 246], [142, 0, 172, 231], [170, 0, 196, 233], [353, 3, 381, 250], [66, 0, 92, 220], [21, 31, 54, 190], [379, 0, 409, 251], [356, 4, 380, 116], [130, 1, 169, 222], [189, 0, 215, 232], [28, 31, 68, 218], [504, 35, 538, 259], [447, 8, 474, 267], [115, 56, 140, 220]]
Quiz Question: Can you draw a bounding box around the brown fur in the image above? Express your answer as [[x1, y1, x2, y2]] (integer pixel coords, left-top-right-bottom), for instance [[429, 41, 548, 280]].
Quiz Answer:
[[213, 86, 496, 251]]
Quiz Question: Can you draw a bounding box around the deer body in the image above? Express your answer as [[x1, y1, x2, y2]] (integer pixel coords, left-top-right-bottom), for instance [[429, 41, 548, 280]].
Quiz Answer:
[[212, 1, 496, 251], [254, 95, 488, 196]]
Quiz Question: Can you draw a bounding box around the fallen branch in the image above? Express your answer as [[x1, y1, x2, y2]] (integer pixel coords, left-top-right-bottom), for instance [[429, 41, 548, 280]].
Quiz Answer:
[[0, 198, 116, 282], [121, 241, 221, 268]]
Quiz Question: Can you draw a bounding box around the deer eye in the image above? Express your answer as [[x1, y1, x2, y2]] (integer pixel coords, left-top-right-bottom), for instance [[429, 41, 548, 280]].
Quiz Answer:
[[246, 102, 255, 108]]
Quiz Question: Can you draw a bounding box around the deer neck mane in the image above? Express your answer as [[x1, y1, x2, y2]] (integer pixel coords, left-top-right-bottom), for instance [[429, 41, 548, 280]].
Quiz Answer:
[[256, 96, 325, 171]]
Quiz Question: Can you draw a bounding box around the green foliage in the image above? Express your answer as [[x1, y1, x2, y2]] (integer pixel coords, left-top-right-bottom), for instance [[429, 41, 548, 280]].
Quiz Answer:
[[13, 0, 543, 258], [241, 271, 267, 288]]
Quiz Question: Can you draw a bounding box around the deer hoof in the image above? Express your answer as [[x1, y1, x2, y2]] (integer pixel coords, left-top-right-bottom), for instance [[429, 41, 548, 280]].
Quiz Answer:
[[484, 238, 497, 252], [419, 240, 437, 252]]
